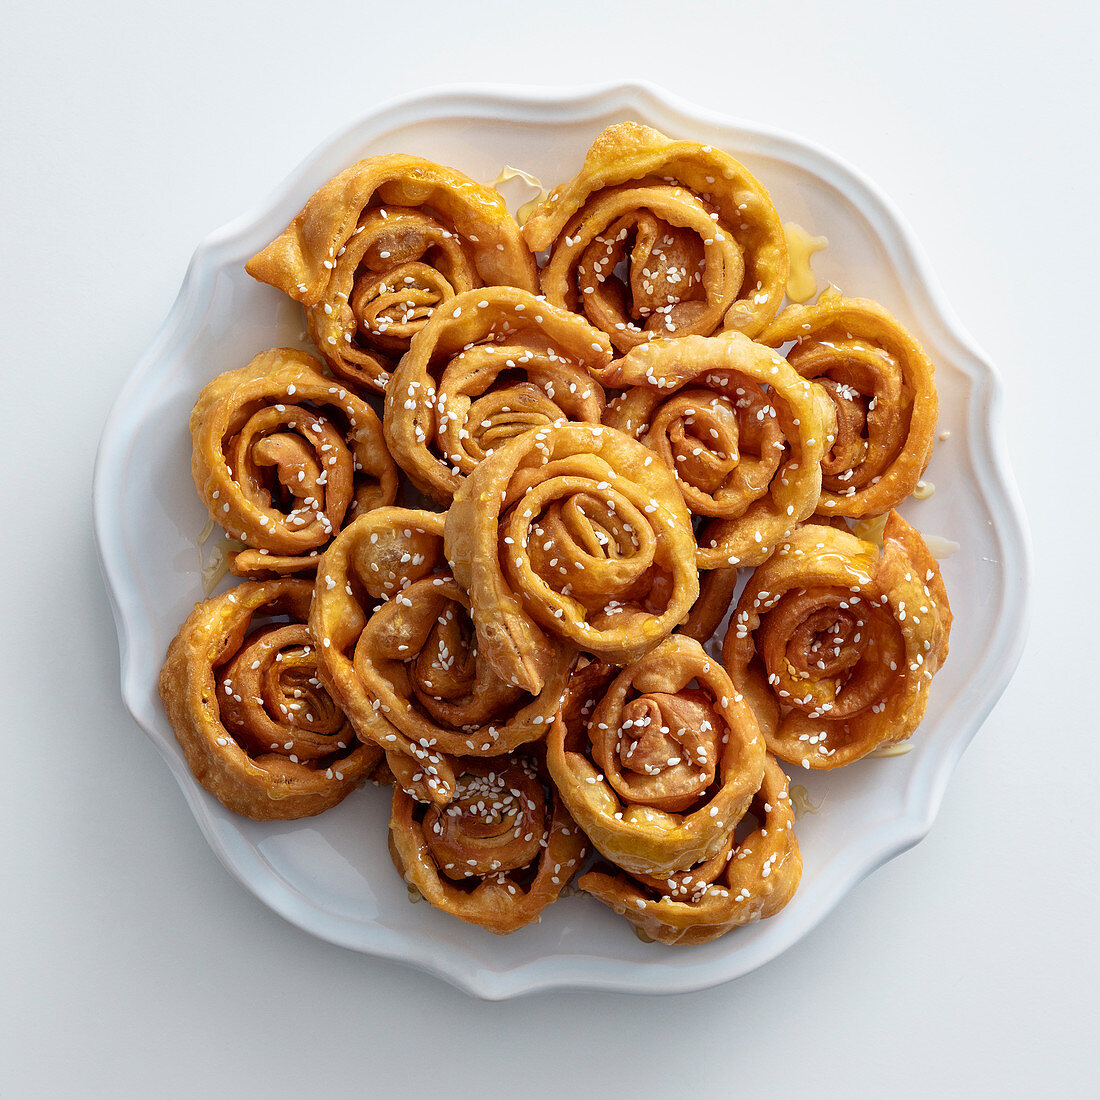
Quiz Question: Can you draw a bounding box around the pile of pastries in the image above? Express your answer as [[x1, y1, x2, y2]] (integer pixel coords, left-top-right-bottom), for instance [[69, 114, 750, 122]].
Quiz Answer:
[[159, 122, 952, 945]]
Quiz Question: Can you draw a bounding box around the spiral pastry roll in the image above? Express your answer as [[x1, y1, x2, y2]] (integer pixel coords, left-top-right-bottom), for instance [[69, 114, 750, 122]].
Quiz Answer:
[[546, 636, 766, 876], [190, 348, 398, 576], [444, 422, 700, 693], [522, 122, 788, 354], [604, 331, 836, 569], [580, 756, 801, 944], [383, 286, 611, 504], [310, 508, 575, 806], [246, 155, 538, 395], [389, 756, 586, 934], [158, 579, 381, 820], [723, 512, 952, 768], [757, 290, 938, 516]]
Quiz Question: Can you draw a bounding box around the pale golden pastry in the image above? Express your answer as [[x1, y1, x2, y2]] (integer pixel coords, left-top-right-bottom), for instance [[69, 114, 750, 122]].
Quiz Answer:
[[580, 756, 801, 944], [444, 422, 700, 694], [190, 348, 398, 576], [383, 286, 611, 504], [604, 330, 836, 569], [757, 290, 937, 516], [247, 155, 538, 394], [389, 755, 586, 934], [546, 637, 766, 876], [158, 579, 382, 820], [309, 508, 574, 806], [723, 512, 952, 768], [523, 122, 788, 354]]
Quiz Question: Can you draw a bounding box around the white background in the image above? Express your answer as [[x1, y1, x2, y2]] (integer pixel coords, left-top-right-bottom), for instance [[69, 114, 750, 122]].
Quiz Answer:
[[2, 2, 1096, 1096]]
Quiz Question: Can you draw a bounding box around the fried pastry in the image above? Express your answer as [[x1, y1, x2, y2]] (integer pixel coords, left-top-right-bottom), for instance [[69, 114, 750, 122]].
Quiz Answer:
[[757, 290, 937, 516], [546, 637, 766, 876], [383, 285, 611, 504], [523, 122, 788, 353], [444, 421, 700, 694], [190, 347, 398, 576], [580, 756, 801, 944], [309, 507, 575, 806], [154, 122, 960, 947], [159, 579, 381, 820], [246, 155, 538, 394], [389, 755, 586, 934], [723, 512, 952, 768], [678, 566, 741, 643], [604, 330, 836, 568]]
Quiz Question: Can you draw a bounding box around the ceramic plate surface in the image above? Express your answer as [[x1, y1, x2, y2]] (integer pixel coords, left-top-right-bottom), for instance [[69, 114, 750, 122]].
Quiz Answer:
[[93, 82, 1030, 999]]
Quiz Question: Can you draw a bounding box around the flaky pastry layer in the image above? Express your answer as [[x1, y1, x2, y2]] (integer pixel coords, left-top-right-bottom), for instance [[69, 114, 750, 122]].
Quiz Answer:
[[309, 507, 574, 805], [580, 756, 801, 944], [389, 755, 586, 934], [159, 579, 381, 820], [757, 290, 937, 516], [383, 285, 610, 504], [723, 512, 952, 768], [247, 155, 538, 394], [523, 122, 788, 351], [546, 637, 766, 876], [444, 422, 699, 694], [604, 330, 836, 569], [190, 347, 397, 575]]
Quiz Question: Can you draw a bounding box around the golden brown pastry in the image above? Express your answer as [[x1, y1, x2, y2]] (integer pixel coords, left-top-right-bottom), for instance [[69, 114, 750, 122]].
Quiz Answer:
[[246, 155, 539, 394], [546, 637, 766, 876], [151, 122, 964, 949], [309, 508, 575, 806], [159, 579, 382, 820], [389, 755, 586, 934], [523, 122, 788, 354], [190, 348, 398, 577], [603, 330, 836, 568], [678, 566, 741, 643], [580, 756, 801, 944], [757, 290, 938, 516], [383, 285, 611, 504], [723, 512, 951, 768], [444, 421, 700, 694]]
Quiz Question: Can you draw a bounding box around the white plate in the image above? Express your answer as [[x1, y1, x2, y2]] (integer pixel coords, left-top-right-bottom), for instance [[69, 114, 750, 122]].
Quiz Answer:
[[93, 82, 1030, 999]]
